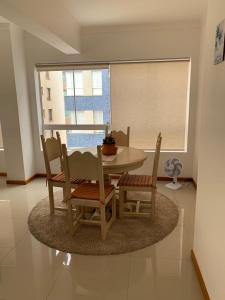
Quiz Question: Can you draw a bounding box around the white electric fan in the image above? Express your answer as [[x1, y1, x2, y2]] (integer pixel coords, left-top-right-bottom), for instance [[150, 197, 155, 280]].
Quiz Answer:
[[164, 158, 182, 190]]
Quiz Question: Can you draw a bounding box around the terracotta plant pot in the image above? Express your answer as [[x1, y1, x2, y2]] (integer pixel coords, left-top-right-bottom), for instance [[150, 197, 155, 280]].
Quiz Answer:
[[101, 144, 118, 155]]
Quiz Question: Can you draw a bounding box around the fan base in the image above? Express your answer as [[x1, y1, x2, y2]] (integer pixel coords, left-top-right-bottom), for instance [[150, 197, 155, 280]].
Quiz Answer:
[[166, 182, 182, 190]]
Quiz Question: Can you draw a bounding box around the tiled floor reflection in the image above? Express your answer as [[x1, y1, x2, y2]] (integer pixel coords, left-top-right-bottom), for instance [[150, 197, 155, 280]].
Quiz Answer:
[[0, 177, 203, 300]]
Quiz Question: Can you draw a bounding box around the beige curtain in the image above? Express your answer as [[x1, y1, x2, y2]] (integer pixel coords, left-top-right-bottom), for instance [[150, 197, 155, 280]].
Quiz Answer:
[[110, 61, 190, 150]]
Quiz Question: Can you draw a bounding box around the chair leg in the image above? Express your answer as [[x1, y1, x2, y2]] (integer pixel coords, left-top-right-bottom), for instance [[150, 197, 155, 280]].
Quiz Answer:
[[67, 198, 74, 235], [100, 205, 106, 240], [48, 183, 55, 215], [119, 189, 125, 219], [62, 186, 67, 202], [151, 188, 156, 222], [112, 194, 116, 221], [124, 190, 127, 201]]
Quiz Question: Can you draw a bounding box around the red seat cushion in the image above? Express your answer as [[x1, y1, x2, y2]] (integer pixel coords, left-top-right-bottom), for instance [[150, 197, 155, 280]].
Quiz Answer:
[[71, 183, 114, 200], [118, 174, 152, 187], [50, 172, 84, 185]]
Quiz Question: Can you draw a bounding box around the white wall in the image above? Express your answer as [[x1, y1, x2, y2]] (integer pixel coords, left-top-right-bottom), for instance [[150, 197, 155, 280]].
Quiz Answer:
[[0, 150, 6, 173], [0, 23, 35, 180], [193, 0, 225, 299], [25, 21, 201, 177], [192, 8, 208, 184], [0, 23, 26, 180], [0, 0, 80, 54], [10, 24, 35, 180]]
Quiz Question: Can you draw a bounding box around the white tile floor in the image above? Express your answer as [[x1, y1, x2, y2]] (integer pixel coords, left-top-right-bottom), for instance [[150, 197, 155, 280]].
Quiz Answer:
[[0, 177, 203, 300]]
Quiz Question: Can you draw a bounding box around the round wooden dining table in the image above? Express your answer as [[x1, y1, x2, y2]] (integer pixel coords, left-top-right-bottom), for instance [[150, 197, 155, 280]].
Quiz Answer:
[[78, 146, 147, 174]]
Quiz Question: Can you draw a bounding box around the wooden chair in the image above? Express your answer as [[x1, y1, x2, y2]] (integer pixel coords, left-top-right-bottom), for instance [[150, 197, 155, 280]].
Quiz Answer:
[[41, 132, 84, 214], [117, 133, 162, 222], [111, 126, 130, 147], [109, 127, 130, 182], [62, 145, 116, 240]]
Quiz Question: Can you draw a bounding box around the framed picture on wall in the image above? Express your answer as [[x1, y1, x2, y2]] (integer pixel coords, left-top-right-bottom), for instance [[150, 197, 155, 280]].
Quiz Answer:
[[214, 19, 225, 65]]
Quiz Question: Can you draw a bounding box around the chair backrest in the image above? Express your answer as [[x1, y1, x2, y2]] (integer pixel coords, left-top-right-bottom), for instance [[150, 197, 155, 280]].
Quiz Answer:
[[151, 133, 162, 187], [56, 131, 63, 170], [62, 145, 105, 201], [41, 132, 63, 178], [111, 126, 130, 147]]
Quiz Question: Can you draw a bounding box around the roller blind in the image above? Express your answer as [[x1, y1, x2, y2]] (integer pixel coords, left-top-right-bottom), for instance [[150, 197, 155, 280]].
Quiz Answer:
[[110, 60, 190, 150], [36, 63, 109, 71]]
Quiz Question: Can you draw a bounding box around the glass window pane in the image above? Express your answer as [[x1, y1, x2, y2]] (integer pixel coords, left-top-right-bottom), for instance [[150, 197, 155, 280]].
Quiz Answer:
[[65, 111, 76, 125], [39, 68, 110, 149], [65, 72, 73, 89], [67, 130, 105, 148], [92, 70, 102, 95], [74, 71, 84, 95], [64, 72, 74, 96], [76, 111, 93, 125], [75, 88, 84, 96], [40, 71, 68, 125], [93, 88, 102, 96], [93, 111, 103, 124]]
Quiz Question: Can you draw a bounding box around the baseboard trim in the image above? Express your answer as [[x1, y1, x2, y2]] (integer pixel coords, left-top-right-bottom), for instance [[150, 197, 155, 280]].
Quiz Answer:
[[192, 179, 197, 189], [191, 250, 210, 300], [6, 180, 27, 185], [6, 174, 36, 185], [4, 173, 197, 187], [0, 172, 7, 176]]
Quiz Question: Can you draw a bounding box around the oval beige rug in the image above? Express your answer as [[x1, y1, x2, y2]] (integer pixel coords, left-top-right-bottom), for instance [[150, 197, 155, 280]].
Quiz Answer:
[[28, 192, 179, 255]]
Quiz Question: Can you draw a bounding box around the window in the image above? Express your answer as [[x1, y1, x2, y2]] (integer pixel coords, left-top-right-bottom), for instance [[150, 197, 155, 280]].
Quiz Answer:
[[45, 71, 50, 80], [48, 109, 53, 121], [65, 110, 75, 125], [110, 60, 190, 150], [38, 62, 190, 150], [74, 71, 84, 96], [47, 88, 51, 100], [92, 70, 103, 95], [39, 68, 110, 148], [64, 72, 74, 96], [64, 71, 84, 96], [93, 111, 104, 124], [76, 110, 103, 125]]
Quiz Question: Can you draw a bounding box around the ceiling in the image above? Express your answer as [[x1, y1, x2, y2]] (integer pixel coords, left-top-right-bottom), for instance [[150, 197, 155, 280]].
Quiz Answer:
[[61, 0, 207, 26]]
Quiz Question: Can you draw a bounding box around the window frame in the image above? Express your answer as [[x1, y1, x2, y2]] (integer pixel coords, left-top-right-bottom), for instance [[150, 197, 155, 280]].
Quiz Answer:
[[37, 58, 190, 152]]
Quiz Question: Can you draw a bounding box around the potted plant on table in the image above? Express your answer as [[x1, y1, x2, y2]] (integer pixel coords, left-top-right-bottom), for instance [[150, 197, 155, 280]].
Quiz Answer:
[[101, 132, 117, 155]]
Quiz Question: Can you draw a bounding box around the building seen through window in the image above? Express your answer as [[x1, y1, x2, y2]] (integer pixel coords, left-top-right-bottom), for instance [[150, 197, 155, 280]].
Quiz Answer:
[[40, 68, 110, 148], [45, 71, 50, 80], [48, 109, 53, 121], [47, 88, 51, 100]]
